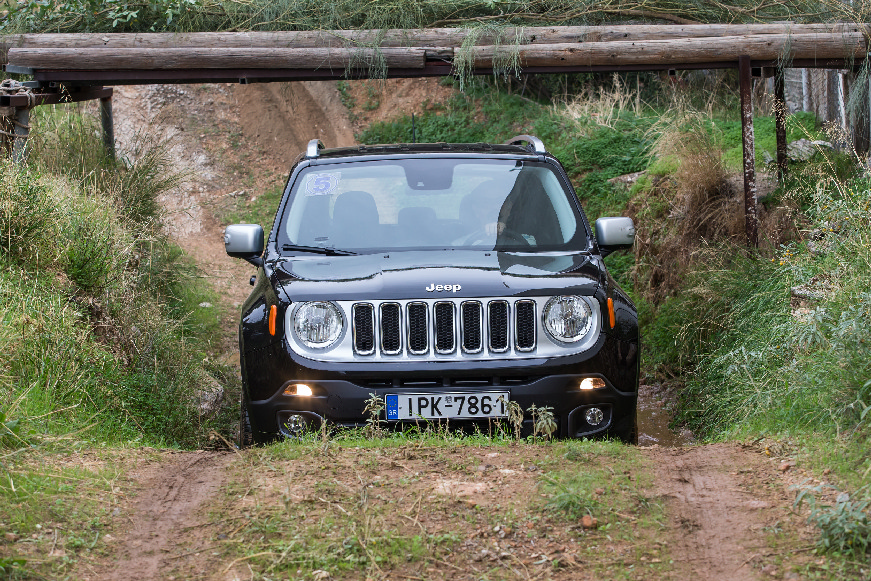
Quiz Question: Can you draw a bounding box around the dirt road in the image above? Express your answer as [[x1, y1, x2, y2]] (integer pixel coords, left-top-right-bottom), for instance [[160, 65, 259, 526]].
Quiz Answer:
[[71, 441, 810, 581], [70, 80, 818, 581]]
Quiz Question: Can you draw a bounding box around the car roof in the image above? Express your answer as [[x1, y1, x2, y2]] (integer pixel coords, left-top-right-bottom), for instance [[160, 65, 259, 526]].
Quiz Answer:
[[314, 142, 542, 160]]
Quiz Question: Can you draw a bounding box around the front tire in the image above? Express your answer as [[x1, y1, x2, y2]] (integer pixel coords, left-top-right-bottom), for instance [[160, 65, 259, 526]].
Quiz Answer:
[[239, 396, 253, 448], [612, 408, 638, 445]]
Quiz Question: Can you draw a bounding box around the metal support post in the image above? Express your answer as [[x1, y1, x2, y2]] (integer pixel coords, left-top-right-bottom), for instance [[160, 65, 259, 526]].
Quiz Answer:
[[11, 107, 30, 164], [774, 68, 788, 182], [739, 55, 759, 248], [99, 95, 116, 162]]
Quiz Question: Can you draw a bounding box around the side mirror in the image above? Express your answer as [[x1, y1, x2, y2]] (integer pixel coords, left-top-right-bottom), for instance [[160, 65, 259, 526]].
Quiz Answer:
[[595, 217, 635, 257], [224, 224, 264, 267]]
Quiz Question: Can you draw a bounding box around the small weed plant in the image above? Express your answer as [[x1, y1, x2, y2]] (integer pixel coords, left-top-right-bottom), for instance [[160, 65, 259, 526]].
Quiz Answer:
[[363, 393, 386, 438]]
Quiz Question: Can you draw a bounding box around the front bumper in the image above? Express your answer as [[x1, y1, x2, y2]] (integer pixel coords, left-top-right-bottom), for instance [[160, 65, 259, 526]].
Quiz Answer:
[[247, 373, 636, 442]]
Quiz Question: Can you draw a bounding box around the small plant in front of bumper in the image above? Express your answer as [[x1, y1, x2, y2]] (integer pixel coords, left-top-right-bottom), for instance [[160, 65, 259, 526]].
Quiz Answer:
[[500, 396, 524, 440], [527, 404, 557, 441], [363, 393, 386, 438]]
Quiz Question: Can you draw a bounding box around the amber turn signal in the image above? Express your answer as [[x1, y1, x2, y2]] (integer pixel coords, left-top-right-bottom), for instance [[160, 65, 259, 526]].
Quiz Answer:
[[268, 304, 277, 336], [580, 378, 606, 390], [607, 297, 615, 329], [283, 384, 313, 396]]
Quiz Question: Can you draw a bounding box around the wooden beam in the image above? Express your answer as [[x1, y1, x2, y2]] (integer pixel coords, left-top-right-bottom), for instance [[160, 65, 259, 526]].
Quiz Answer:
[[0, 23, 863, 57], [6, 46, 428, 70], [471, 33, 867, 67], [6, 32, 866, 72]]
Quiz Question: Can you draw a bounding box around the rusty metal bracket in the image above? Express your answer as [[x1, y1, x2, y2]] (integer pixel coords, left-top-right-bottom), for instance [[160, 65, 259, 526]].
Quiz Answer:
[[0, 86, 113, 108]]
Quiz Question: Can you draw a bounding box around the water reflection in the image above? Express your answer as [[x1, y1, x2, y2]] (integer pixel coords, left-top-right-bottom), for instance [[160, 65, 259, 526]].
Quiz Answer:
[[637, 383, 694, 447]]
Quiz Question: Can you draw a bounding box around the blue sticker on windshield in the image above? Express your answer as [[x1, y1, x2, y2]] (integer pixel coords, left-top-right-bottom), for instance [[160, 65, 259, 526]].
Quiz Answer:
[[306, 172, 341, 196]]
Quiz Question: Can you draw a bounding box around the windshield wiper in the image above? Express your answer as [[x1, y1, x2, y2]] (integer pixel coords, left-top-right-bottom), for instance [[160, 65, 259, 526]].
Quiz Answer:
[[281, 244, 358, 256]]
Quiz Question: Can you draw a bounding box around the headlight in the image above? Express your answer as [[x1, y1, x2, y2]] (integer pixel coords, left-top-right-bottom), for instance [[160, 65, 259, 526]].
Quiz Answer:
[[543, 296, 593, 343], [293, 302, 344, 348]]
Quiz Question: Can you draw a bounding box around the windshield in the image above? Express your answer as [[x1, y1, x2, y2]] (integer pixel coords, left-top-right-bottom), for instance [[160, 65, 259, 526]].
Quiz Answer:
[[279, 158, 587, 253]]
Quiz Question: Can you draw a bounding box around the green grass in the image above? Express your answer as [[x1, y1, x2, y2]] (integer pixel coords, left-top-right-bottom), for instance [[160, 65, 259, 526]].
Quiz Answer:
[[716, 110, 823, 170], [671, 167, 871, 441], [0, 105, 234, 449], [214, 435, 666, 580], [217, 181, 285, 239]]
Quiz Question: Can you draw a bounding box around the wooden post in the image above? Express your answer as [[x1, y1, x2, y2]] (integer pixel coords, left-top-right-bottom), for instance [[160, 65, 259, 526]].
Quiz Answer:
[[739, 55, 758, 247], [11, 107, 29, 164], [99, 95, 115, 161], [774, 68, 788, 182]]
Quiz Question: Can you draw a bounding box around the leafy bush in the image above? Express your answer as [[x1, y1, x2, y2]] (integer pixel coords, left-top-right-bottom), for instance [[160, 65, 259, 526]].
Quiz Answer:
[[796, 484, 871, 557]]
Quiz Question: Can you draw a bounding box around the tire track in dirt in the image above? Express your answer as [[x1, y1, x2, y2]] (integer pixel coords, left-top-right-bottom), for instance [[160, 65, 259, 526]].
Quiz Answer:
[[649, 443, 781, 581], [97, 451, 232, 581]]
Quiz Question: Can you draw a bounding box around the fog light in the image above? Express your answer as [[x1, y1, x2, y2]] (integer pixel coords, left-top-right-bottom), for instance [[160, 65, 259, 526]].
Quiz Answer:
[[579, 378, 606, 390], [584, 407, 604, 426], [283, 383, 313, 396], [283, 414, 306, 435]]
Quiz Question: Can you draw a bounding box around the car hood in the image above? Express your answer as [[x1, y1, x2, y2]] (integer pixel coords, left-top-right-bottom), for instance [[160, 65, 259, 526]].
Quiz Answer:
[[271, 250, 601, 302]]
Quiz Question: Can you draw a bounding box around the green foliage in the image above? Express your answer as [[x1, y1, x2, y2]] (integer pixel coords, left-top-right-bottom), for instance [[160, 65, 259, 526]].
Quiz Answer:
[[0, 163, 57, 264], [542, 471, 601, 519], [0, 557, 28, 579], [795, 484, 871, 557], [671, 160, 871, 439], [0, 108, 230, 448], [716, 110, 822, 170], [218, 182, 283, 239], [63, 219, 116, 293], [31, 107, 182, 224], [0, 409, 25, 449], [2, 0, 845, 34]]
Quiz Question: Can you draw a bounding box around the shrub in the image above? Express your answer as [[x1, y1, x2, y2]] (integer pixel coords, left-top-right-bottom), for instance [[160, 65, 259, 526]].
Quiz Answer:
[[0, 161, 57, 264], [796, 484, 871, 557]]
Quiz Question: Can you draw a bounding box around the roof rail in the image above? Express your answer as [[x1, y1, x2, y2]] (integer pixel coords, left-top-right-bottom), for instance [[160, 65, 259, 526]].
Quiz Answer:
[[306, 139, 325, 159], [505, 134, 546, 154]]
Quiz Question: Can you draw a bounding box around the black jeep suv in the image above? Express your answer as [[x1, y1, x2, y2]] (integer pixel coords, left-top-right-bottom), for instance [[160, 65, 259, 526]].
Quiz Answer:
[[225, 135, 639, 445]]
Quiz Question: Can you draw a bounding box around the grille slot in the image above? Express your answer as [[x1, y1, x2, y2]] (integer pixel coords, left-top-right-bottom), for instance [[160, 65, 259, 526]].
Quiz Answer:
[[461, 301, 483, 353], [380, 303, 402, 354], [352, 303, 375, 355], [407, 302, 429, 354], [488, 301, 509, 352], [434, 302, 456, 354], [515, 300, 536, 351]]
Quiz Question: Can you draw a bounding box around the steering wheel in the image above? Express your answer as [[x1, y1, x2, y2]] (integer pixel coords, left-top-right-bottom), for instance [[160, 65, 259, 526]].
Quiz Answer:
[[495, 228, 532, 247], [461, 227, 531, 247]]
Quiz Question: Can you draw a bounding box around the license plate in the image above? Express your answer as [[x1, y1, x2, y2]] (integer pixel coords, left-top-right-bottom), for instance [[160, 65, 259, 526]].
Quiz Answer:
[[385, 392, 509, 420]]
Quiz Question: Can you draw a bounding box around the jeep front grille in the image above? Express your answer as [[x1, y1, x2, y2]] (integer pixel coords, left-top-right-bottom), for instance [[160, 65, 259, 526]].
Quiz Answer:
[[355, 298, 536, 358], [291, 296, 602, 363]]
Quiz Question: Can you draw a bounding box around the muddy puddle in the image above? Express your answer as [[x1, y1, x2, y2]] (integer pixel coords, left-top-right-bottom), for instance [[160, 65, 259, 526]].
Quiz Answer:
[[637, 383, 694, 447]]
